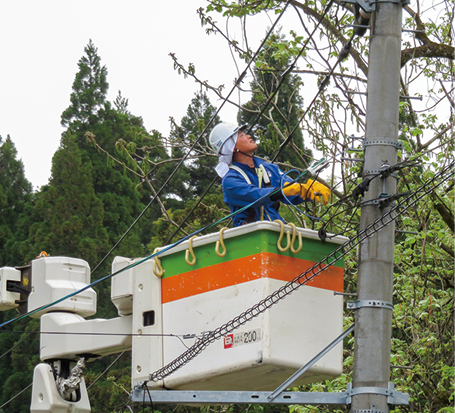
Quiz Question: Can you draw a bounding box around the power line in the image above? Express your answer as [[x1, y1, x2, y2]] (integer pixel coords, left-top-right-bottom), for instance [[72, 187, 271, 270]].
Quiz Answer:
[[87, 351, 126, 391], [0, 327, 38, 360], [0, 165, 312, 332], [89, 0, 293, 276], [0, 382, 32, 411], [246, 0, 335, 138]]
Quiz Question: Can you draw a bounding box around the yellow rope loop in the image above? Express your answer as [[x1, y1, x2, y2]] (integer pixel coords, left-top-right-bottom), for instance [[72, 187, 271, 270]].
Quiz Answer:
[[273, 220, 291, 252], [36, 251, 50, 258], [185, 236, 198, 266], [288, 223, 303, 254], [152, 248, 165, 278], [215, 227, 229, 257]]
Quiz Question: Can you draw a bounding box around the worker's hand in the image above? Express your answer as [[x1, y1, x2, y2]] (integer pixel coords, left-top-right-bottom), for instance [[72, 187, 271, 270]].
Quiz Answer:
[[302, 179, 331, 204], [281, 183, 302, 197]]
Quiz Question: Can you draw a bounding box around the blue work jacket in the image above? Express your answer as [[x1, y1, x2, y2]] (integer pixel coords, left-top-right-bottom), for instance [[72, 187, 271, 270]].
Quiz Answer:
[[222, 157, 303, 227]]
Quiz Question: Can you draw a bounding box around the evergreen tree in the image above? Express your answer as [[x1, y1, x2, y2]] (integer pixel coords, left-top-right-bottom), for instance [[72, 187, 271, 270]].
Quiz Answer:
[[58, 41, 149, 267], [146, 91, 227, 247], [178, 91, 221, 197], [166, 91, 221, 201], [0, 135, 33, 266], [238, 32, 312, 167], [24, 134, 109, 267], [61, 39, 108, 130]]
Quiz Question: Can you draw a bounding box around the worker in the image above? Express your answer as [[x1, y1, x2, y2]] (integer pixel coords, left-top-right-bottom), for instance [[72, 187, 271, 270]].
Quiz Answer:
[[209, 122, 331, 227]]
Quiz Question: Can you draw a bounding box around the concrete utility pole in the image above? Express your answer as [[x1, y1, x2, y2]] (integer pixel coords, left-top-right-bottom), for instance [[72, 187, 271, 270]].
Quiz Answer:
[[351, 2, 403, 412]]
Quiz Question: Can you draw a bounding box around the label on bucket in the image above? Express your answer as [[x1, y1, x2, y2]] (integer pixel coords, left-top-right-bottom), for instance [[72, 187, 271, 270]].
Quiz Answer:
[[224, 328, 261, 349]]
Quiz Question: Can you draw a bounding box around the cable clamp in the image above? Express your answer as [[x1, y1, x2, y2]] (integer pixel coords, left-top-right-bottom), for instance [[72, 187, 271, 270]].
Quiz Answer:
[[363, 170, 398, 178], [363, 139, 402, 149], [346, 300, 393, 310], [346, 382, 409, 406], [363, 192, 410, 208]]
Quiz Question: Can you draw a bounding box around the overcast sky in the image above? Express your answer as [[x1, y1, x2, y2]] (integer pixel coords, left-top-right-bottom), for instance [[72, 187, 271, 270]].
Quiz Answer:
[[0, 1, 270, 190], [1, 1, 447, 190]]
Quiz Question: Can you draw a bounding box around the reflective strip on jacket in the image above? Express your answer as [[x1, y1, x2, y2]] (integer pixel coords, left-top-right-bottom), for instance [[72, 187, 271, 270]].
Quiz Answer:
[[222, 157, 304, 227]]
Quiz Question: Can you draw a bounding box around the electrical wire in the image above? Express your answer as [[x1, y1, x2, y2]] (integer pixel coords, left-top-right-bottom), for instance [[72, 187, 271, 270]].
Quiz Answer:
[[8, 331, 196, 349], [165, 175, 218, 244], [0, 162, 318, 332], [272, 35, 354, 162], [280, 169, 325, 222], [0, 382, 32, 410], [245, 0, 335, 137], [87, 351, 126, 391], [0, 327, 38, 360], [90, 0, 293, 276]]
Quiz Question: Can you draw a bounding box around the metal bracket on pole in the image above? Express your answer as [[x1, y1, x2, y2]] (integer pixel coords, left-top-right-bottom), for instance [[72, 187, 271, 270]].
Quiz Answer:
[[131, 388, 350, 405], [346, 382, 409, 406], [130, 382, 408, 406], [347, 300, 393, 311], [341, 0, 409, 13], [363, 170, 398, 178], [363, 139, 403, 150]]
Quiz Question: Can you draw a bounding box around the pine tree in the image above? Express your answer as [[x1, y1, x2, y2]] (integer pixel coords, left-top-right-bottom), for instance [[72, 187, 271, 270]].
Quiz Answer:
[[24, 134, 109, 267], [61, 39, 109, 130], [0, 135, 33, 266], [238, 32, 312, 167], [58, 41, 149, 266], [166, 91, 221, 201], [178, 91, 221, 197]]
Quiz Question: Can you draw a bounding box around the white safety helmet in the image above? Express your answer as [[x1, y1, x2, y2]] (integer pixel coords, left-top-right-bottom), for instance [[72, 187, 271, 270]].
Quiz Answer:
[[209, 122, 246, 155]]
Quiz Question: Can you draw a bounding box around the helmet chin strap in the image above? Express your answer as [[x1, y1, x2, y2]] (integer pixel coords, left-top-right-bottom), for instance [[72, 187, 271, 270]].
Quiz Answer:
[[234, 148, 254, 158]]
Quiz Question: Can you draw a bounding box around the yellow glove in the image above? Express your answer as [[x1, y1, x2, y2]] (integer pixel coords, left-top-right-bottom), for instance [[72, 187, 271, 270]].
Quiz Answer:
[[281, 183, 301, 197], [301, 179, 331, 204]]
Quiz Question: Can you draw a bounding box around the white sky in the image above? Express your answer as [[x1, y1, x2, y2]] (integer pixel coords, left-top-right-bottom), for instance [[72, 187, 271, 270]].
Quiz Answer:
[[0, 0, 267, 190], [0, 1, 449, 190]]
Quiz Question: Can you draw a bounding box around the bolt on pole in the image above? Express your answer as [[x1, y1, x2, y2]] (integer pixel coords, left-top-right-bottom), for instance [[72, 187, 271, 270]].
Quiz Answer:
[[351, 2, 403, 413]]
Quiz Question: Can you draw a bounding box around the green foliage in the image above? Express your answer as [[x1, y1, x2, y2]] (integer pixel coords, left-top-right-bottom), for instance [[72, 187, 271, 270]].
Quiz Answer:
[[61, 39, 109, 129], [23, 134, 109, 267], [147, 192, 228, 251], [0, 136, 33, 266], [169, 91, 221, 199], [85, 353, 132, 413]]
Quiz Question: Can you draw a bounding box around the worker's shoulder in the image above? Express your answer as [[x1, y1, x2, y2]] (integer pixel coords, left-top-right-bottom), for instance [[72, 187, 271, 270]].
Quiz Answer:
[[222, 164, 253, 187]]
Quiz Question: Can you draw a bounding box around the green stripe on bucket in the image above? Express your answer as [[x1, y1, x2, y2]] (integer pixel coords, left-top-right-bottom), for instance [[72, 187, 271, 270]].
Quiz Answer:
[[160, 229, 344, 279]]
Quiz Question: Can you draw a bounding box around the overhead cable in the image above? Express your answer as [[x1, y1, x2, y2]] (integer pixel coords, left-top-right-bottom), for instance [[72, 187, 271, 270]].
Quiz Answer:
[[0, 382, 32, 410], [245, 0, 335, 137], [0, 160, 315, 331], [89, 0, 293, 275], [272, 34, 355, 162]]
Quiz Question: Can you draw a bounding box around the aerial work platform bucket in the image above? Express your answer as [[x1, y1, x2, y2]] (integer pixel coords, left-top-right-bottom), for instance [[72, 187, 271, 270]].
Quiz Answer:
[[112, 221, 348, 391]]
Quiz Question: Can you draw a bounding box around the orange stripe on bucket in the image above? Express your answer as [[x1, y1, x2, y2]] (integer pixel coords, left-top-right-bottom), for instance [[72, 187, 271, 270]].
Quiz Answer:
[[162, 252, 343, 303]]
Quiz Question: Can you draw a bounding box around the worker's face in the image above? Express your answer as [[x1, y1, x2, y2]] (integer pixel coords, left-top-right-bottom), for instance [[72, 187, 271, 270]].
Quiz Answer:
[[235, 131, 257, 154]]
